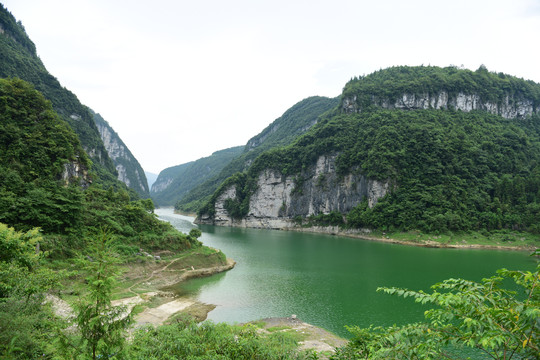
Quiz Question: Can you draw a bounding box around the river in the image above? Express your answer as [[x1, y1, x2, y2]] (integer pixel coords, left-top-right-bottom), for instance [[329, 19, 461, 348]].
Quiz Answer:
[[155, 208, 537, 338]]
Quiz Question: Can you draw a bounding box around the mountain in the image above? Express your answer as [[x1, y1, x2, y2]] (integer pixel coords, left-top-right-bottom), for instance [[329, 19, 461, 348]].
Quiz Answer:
[[174, 96, 339, 213], [145, 171, 159, 189], [151, 147, 243, 207], [92, 110, 150, 198], [0, 77, 175, 241], [0, 77, 90, 232], [197, 66, 540, 235], [0, 4, 145, 196], [0, 5, 196, 252]]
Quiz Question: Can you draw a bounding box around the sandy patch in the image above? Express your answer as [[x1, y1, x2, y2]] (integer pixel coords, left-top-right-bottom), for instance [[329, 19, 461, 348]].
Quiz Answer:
[[135, 297, 196, 327]]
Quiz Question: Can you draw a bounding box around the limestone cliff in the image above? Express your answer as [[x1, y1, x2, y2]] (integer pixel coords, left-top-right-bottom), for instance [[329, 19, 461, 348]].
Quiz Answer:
[[60, 158, 91, 188], [197, 155, 389, 229], [342, 91, 538, 119], [92, 111, 150, 197]]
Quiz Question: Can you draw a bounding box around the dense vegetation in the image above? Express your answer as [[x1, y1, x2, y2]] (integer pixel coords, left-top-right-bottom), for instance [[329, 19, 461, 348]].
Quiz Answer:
[[152, 146, 243, 207], [0, 5, 115, 175], [341, 65, 540, 110], [175, 96, 338, 213], [200, 66, 540, 236], [0, 77, 194, 258], [0, 5, 148, 196]]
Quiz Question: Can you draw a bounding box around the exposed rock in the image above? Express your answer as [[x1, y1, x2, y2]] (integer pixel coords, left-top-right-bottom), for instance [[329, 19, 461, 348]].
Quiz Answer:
[[93, 111, 149, 197], [151, 177, 174, 193], [198, 155, 389, 229], [342, 91, 538, 119], [60, 158, 91, 188], [212, 185, 238, 227]]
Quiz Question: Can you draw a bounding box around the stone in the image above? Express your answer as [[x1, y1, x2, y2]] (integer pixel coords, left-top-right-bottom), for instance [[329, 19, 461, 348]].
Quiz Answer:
[[198, 154, 390, 230]]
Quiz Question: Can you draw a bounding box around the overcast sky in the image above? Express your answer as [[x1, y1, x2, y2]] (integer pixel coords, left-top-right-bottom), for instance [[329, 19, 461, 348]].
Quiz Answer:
[[3, 0, 540, 174]]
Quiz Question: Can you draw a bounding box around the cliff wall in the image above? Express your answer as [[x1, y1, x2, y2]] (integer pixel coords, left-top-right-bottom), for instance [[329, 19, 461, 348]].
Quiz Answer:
[[342, 91, 538, 119], [93, 112, 149, 197], [197, 155, 389, 229]]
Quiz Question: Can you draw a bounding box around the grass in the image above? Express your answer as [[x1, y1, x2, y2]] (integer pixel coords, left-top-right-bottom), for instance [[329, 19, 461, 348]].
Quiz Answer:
[[55, 244, 229, 308]]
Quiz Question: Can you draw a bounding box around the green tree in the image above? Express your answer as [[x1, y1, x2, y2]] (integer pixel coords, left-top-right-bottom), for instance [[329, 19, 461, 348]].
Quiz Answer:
[[333, 265, 540, 359], [69, 230, 133, 360], [0, 223, 61, 359]]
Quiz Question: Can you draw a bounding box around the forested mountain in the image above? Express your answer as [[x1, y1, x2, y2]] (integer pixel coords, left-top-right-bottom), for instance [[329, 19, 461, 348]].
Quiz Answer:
[[0, 4, 146, 196], [151, 147, 243, 207], [0, 4, 192, 249], [92, 110, 150, 198], [0, 77, 190, 248], [175, 96, 339, 213], [197, 66, 540, 235]]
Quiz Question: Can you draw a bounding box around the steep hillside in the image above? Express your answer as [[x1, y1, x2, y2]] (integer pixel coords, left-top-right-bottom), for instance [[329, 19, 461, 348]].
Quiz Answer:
[[197, 66, 540, 235], [0, 77, 196, 254], [0, 78, 90, 233], [92, 110, 150, 198], [175, 96, 339, 212], [152, 162, 193, 194], [0, 4, 145, 196], [151, 147, 243, 207]]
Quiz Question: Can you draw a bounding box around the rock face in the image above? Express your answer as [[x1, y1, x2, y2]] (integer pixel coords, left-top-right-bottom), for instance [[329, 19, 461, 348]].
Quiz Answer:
[[342, 91, 538, 119], [198, 155, 389, 229], [60, 158, 91, 188], [152, 177, 174, 193], [93, 111, 150, 197]]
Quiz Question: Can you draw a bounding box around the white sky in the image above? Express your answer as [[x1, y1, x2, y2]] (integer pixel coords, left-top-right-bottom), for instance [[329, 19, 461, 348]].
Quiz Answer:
[[3, 0, 540, 174]]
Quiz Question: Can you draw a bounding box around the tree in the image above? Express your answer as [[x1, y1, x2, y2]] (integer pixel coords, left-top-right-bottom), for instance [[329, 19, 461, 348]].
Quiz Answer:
[[71, 230, 133, 360], [0, 223, 61, 359], [332, 265, 540, 359]]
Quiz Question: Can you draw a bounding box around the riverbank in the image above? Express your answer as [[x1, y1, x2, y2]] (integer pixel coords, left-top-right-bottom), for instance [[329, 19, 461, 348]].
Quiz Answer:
[[49, 248, 236, 328], [287, 225, 539, 251], [113, 250, 236, 326]]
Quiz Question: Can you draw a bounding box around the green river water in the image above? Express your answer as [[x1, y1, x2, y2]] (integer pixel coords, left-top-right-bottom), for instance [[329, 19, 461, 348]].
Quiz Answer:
[[155, 208, 537, 339]]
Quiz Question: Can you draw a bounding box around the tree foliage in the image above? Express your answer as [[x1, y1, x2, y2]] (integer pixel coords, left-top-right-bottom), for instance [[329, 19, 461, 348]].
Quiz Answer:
[[332, 265, 540, 359], [341, 65, 540, 110], [0, 223, 61, 359], [69, 230, 133, 360], [0, 5, 117, 176], [127, 317, 314, 360]]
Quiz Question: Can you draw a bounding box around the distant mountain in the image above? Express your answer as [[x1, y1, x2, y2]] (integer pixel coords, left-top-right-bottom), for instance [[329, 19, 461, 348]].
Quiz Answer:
[[92, 110, 149, 198], [151, 146, 243, 207], [145, 171, 159, 189], [197, 66, 540, 235], [0, 4, 145, 196], [175, 96, 339, 213]]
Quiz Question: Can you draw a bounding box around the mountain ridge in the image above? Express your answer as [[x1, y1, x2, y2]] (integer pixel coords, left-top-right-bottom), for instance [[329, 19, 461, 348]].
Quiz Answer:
[[173, 96, 339, 213], [196, 66, 540, 236], [0, 4, 147, 196]]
